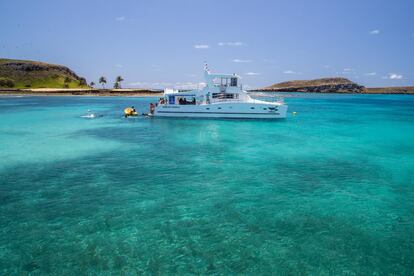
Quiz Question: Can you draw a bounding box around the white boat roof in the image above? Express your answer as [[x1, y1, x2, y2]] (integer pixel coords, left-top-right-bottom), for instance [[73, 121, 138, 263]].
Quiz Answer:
[[164, 88, 198, 95], [164, 65, 243, 94], [207, 72, 241, 79]]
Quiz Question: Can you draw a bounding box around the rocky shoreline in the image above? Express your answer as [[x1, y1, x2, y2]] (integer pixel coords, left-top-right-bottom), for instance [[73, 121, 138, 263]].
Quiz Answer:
[[250, 86, 414, 94], [252, 83, 364, 93], [363, 86, 414, 94]]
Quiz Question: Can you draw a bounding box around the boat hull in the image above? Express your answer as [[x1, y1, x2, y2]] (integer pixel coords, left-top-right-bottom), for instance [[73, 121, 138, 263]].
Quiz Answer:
[[153, 102, 288, 119]]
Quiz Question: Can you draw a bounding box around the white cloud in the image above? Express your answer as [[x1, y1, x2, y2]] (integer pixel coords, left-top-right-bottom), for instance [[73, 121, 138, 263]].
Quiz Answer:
[[370, 29, 380, 35], [342, 68, 356, 75], [232, 59, 252, 63], [116, 16, 125, 21], [130, 81, 208, 89], [194, 44, 209, 49], [389, 73, 403, 80], [129, 82, 145, 87], [245, 72, 260, 76], [283, 70, 297, 74], [365, 72, 376, 76], [218, 42, 244, 46], [129, 82, 174, 88]]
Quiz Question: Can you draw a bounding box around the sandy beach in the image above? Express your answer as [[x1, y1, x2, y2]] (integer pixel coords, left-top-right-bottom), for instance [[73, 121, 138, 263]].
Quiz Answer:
[[0, 88, 163, 97]]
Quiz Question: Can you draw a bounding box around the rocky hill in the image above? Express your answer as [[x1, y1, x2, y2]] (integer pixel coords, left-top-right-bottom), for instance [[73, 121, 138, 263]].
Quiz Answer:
[[0, 58, 88, 88], [257, 77, 365, 93]]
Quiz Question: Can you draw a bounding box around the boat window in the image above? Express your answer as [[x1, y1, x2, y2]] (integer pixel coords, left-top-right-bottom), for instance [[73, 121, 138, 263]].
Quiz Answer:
[[263, 108, 267, 110], [212, 93, 234, 99], [212, 78, 221, 86], [250, 107, 255, 109], [218, 107, 222, 109], [168, 96, 175, 104], [230, 78, 238, 87], [221, 78, 228, 86], [178, 97, 196, 105]]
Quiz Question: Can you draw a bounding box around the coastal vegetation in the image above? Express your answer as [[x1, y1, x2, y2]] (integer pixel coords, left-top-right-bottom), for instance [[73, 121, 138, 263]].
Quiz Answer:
[[99, 76, 107, 88], [114, 76, 124, 89], [0, 77, 15, 88], [0, 58, 88, 89]]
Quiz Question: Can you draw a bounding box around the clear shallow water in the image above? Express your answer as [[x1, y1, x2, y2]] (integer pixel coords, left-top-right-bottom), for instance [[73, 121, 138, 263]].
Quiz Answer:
[[0, 93, 413, 274]]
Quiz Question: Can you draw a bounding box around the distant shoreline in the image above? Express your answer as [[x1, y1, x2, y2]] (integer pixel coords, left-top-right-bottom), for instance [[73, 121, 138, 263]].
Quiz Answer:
[[1, 87, 414, 97], [0, 88, 163, 97]]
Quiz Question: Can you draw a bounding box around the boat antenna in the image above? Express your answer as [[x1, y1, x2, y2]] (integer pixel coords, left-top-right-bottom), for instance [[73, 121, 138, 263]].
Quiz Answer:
[[204, 62, 210, 73]]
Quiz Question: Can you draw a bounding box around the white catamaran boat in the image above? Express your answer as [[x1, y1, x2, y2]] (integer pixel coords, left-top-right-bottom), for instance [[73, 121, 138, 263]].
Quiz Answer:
[[151, 65, 288, 119]]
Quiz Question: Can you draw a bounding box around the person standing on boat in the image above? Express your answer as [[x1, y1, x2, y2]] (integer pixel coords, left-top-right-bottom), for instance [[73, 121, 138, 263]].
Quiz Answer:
[[206, 92, 211, 104], [149, 103, 155, 114]]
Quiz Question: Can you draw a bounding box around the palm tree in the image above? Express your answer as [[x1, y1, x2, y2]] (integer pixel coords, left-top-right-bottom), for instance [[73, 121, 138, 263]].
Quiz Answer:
[[113, 81, 120, 89], [99, 76, 107, 89], [89, 81, 95, 88], [115, 76, 124, 88]]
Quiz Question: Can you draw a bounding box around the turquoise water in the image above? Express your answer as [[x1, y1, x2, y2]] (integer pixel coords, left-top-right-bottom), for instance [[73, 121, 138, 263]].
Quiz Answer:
[[0, 94, 414, 274]]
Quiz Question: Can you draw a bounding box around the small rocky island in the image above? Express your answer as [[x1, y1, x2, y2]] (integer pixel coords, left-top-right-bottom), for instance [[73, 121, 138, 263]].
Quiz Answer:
[[254, 78, 365, 93], [252, 77, 414, 94]]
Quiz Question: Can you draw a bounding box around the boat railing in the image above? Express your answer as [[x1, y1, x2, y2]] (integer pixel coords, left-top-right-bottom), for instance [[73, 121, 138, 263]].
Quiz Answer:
[[210, 98, 244, 103]]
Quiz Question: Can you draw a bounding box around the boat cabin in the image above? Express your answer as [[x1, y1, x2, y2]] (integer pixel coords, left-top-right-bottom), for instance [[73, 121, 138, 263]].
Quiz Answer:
[[205, 71, 241, 89], [159, 67, 244, 106]]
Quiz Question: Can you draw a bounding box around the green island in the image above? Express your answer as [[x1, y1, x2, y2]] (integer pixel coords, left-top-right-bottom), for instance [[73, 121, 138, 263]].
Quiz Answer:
[[0, 58, 162, 96], [0, 58, 88, 89]]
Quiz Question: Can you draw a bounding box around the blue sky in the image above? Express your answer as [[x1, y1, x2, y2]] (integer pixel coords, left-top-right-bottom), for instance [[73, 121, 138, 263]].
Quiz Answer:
[[1, 0, 413, 88]]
